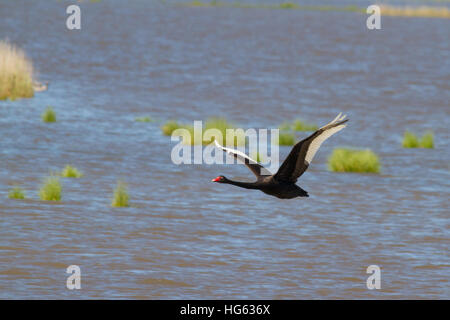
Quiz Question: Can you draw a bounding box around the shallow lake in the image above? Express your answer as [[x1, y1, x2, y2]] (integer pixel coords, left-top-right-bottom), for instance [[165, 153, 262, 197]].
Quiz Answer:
[[0, 0, 449, 299]]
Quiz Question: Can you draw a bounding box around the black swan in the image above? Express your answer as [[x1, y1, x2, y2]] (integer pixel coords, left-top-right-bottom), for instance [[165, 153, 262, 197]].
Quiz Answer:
[[212, 113, 348, 199]]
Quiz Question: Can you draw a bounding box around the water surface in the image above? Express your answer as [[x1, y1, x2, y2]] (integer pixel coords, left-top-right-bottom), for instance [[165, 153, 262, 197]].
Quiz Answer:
[[0, 0, 449, 299]]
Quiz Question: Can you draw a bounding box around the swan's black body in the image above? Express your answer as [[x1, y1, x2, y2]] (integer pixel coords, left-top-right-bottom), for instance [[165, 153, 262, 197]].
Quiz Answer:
[[212, 113, 348, 199], [215, 176, 309, 199]]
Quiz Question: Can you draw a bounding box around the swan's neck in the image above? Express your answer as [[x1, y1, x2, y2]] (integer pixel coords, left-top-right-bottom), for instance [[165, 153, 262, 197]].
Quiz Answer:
[[226, 179, 258, 190]]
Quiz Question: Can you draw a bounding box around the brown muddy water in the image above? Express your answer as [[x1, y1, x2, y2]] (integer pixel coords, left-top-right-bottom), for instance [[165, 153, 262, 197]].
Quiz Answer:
[[0, 0, 449, 299]]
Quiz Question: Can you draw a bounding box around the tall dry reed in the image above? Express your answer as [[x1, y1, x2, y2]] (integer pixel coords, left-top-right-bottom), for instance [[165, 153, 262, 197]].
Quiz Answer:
[[0, 40, 34, 100]]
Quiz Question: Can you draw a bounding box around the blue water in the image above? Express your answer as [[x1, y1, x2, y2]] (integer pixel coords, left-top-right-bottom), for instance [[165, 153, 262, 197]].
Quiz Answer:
[[0, 0, 449, 299]]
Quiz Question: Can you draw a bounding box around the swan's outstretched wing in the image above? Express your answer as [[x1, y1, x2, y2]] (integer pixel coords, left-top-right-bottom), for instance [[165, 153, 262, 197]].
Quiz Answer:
[[214, 140, 266, 178], [274, 113, 348, 183]]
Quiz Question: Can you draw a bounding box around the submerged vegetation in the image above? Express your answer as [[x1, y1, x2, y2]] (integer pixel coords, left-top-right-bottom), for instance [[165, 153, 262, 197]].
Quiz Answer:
[[135, 116, 153, 122], [280, 119, 318, 132], [39, 176, 62, 201], [163, 117, 306, 146], [277, 132, 296, 146], [279, 2, 297, 9], [0, 40, 34, 100], [161, 120, 181, 136], [112, 181, 129, 207], [61, 165, 83, 178], [276, 118, 317, 146], [162, 117, 245, 146], [42, 106, 56, 122], [328, 148, 381, 173], [8, 187, 26, 200], [420, 132, 434, 149], [203, 117, 244, 145], [402, 131, 419, 148], [161, 120, 194, 144], [292, 119, 318, 132], [402, 131, 434, 148]]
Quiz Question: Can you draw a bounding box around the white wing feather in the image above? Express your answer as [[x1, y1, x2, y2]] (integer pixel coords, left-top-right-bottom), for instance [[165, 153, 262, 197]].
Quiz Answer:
[[304, 113, 347, 164], [304, 126, 346, 163], [321, 113, 346, 129], [214, 140, 259, 165]]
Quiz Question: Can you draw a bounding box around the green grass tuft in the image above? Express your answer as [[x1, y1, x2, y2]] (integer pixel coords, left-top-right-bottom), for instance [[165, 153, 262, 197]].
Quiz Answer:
[[161, 120, 194, 145], [135, 116, 152, 122], [39, 176, 62, 201], [420, 132, 434, 149], [187, 0, 208, 6], [279, 122, 292, 131], [42, 106, 56, 122], [279, 2, 299, 9], [292, 119, 318, 131], [402, 131, 419, 148], [61, 165, 83, 178], [112, 181, 129, 207], [0, 40, 34, 101], [279, 119, 318, 132], [8, 187, 25, 200], [277, 132, 296, 146], [161, 120, 181, 136], [203, 117, 243, 146], [402, 131, 434, 148], [162, 117, 244, 146], [328, 148, 381, 173]]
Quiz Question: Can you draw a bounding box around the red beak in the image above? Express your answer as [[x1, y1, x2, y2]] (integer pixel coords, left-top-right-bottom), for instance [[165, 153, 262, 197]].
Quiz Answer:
[[211, 177, 220, 182]]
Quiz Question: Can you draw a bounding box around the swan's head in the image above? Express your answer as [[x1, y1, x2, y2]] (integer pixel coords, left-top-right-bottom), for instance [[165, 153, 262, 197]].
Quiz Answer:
[[211, 175, 226, 183]]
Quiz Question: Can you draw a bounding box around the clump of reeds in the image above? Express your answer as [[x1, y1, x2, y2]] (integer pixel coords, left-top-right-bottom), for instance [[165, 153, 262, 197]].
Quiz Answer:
[[380, 5, 450, 19], [161, 120, 181, 136], [112, 181, 129, 207], [0, 40, 34, 101], [161, 120, 194, 145], [39, 176, 62, 201], [135, 116, 152, 122], [279, 119, 317, 132], [203, 117, 243, 145], [61, 165, 83, 178], [402, 131, 419, 148], [279, 2, 299, 9], [402, 131, 434, 148], [161, 117, 244, 146], [328, 148, 381, 173], [186, 0, 231, 7], [277, 119, 316, 146], [420, 132, 434, 149], [279, 122, 292, 131], [42, 106, 56, 122], [8, 187, 26, 200], [293, 120, 317, 132], [292, 119, 318, 131], [277, 132, 296, 146], [186, 0, 208, 6]]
